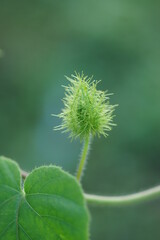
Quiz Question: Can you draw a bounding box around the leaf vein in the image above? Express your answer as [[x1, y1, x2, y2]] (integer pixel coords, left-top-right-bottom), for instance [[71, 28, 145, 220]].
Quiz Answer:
[[42, 215, 80, 233], [0, 220, 15, 238], [0, 184, 19, 193], [16, 196, 22, 240], [24, 198, 41, 217], [19, 224, 32, 240], [26, 193, 82, 209], [0, 194, 19, 208]]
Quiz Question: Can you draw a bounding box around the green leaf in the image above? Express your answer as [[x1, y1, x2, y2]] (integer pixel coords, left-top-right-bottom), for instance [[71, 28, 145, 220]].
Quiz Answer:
[[0, 156, 89, 240]]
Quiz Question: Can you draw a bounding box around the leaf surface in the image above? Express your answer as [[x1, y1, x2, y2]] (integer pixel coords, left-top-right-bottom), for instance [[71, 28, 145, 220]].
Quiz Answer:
[[0, 157, 89, 240]]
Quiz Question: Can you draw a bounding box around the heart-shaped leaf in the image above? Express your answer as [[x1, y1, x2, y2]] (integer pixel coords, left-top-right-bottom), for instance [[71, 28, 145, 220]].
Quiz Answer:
[[0, 156, 89, 240]]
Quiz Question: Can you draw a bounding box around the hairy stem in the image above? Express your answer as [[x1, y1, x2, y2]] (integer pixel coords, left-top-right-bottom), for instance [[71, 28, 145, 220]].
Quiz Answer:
[[76, 135, 90, 181], [84, 185, 160, 206]]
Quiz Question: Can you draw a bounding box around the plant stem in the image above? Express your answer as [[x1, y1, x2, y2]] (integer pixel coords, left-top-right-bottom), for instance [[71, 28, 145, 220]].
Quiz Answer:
[[76, 135, 90, 181], [84, 185, 160, 206], [20, 169, 160, 206]]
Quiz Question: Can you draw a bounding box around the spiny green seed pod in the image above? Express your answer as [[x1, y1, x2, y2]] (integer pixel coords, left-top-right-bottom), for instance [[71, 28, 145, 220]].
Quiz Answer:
[[54, 73, 117, 141]]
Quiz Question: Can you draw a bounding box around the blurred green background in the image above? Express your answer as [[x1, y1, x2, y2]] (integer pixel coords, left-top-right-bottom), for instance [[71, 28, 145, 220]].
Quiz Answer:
[[0, 0, 160, 239]]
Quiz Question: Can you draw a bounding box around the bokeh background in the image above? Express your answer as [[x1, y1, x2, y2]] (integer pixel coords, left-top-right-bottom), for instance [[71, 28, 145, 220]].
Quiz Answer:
[[0, 0, 160, 239]]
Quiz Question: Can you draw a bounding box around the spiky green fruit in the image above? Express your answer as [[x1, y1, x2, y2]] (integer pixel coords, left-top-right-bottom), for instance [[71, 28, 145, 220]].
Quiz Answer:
[[54, 73, 116, 141]]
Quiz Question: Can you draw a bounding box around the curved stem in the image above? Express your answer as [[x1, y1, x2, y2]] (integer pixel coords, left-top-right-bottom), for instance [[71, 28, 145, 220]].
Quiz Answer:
[[20, 169, 160, 206], [76, 135, 90, 181], [85, 185, 160, 206]]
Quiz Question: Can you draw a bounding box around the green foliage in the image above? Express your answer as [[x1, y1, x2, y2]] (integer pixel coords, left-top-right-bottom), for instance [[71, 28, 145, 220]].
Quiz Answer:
[[0, 156, 89, 240], [54, 73, 116, 141]]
